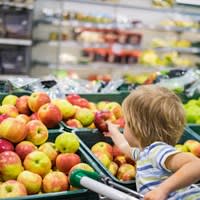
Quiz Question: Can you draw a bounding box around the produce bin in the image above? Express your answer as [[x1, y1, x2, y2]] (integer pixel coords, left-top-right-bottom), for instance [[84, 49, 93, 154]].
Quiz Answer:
[[187, 124, 200, 138], [3, 130, 99, 200]]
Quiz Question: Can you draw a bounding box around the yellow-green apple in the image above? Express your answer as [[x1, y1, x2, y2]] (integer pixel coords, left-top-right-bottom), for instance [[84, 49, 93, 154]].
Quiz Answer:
[[38, 103, 62, 128], [91, 142, 113, 160], [0, 180, 27, 198], [93, 151, 111, 168], [15, 141, 37, 160], [66, 94, 81, 105], [16, 96, 31, 115], [114, 155, 127, 166], [55, 132, 80, 153], [17, 170, 42, 194], [94, 111, 115, 132], [96, 101, 109, 110], [42, 171, 68, 193], [0, 151, 24, 181], [112, 145, 123, 157], [38, 142, 58, 165], [56, 153, 81, 174], [52, 99, 76, 120], [184, 140, 200, 157], [66, 119, 83, 128], [0, 139, 14, 153], [117, 164, 136, 181], [89, 102, 97, 111], [26, 120, 48, 145], [75, 108, 94, 126], [0, 105, 18, 117], [16, 114, 30, 124], [105, 102, 123, 119], [0, 118, 27, 143], [113, 117, 125, 128], [86, 122, 96, 129], [108, 161, 118, 176], [2, 95, 18, 106], [28, 92, 50, 113], [23, 151, 51, 177], [175, 144, 188, 152], [0, 114, 8, 123]]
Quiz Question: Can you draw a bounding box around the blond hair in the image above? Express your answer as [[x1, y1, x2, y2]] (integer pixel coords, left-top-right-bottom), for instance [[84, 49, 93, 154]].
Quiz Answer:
[[122, 85, 185, 148]]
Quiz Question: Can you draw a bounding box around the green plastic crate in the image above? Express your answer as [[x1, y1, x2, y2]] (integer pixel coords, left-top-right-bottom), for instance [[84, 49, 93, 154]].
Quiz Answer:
[[2, 130, 98, 200], [187, 124, 200, 138]]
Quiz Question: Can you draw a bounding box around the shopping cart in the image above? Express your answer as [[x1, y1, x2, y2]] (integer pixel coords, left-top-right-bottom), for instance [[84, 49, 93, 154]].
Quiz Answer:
[[69, 169, 144, 200]]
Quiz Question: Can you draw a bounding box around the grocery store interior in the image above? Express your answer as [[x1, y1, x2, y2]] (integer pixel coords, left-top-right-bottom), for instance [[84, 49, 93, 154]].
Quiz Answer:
[[0, 0, 200, 199]]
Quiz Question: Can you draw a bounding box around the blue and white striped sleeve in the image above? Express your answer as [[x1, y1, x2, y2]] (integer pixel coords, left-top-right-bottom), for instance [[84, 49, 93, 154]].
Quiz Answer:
[[131, 147, 140, 161], [148, 142, 180, 172]]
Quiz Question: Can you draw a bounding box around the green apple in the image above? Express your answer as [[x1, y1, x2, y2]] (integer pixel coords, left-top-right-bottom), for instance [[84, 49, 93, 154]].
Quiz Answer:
[[75, 108, 94, 126], [175, 144, 188, 152], [2, 95, 18, 106], [55, 132, 80, 153]]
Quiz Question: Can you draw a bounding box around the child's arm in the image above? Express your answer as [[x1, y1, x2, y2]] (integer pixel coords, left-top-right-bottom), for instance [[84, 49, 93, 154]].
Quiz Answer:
[[107, 122, 132, 158], [144, 152, 200, 200]]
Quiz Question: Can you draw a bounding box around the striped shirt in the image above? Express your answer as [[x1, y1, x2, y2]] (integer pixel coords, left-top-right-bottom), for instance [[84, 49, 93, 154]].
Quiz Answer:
[[131, 141, 200, 199]]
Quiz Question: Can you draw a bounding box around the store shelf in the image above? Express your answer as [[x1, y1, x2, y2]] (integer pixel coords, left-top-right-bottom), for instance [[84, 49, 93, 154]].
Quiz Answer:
[[0, 38, 32, 46], [0, 1, 34, 10], [154, 47, 200, 54]]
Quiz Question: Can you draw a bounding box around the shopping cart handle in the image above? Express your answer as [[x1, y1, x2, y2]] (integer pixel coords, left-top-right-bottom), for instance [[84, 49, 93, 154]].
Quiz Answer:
[[69, 169, 101, 188]]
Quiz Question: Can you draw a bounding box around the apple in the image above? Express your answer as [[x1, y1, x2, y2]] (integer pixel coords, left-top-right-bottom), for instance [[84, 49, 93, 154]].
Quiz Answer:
[[125, 157, 136, 166], [24, 151, 52, 177], [112, 145, 123, 157], [66, 94, 81, 105], [184, 140, 200, 157], [66, 119, 83, 128], [105, 102, 123, 119], [0, 139, 14, 153], [26, 120, 48, 145], [51, 99, 76, 120], [89, 102, 97, 111], [55, 132, 80, 153], [96, 101, 109, 111], [0, 180, 27, 198], [0, 105, 18, 117], [43, 171, 68, 193], [56, 153, 81, 174], [16, 96, 31, 115], [15, 141, 37, 161], [70, 185, 79, 191], [73, 98, 90, 108], [16, 114, 30, 124], [0, 114, 8, 123], [114, 155, 127, 166], [17, 170, 42, 194], [175, 144, 188, 152], [117, 164, 136, 181], [108, 161, 118, 176], [28, 92, 50, 113], [113, 117, 125, 128], [2, 95, 18, 106], [30, 112, 39, 120], [0, 151, 23, 181], [91, 142, 113, 160], [94, 111, 115, 132], [38, 142, 58, 165], [86, 122, 96, 129], [38, 103, 62, 128], [75, 108, 95, 126], [0, 118, 27, 143], [93, 151, 111, 168]]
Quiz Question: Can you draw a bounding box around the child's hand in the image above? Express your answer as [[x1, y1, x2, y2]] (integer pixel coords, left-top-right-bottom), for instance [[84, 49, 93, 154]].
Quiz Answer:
[[106, 121, 120, 137], [144, 188, 168, 200]]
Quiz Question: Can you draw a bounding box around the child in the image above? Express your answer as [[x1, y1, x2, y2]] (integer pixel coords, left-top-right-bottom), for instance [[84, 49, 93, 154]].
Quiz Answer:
[[107, 85, 200, 200]]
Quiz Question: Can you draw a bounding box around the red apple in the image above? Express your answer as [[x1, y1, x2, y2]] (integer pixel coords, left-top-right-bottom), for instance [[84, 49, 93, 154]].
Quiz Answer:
[[39, 142, 58, 165], [0, 180, 27, 198], [66, 119, 83, 128], [105, 102, 123, 119], [15, 141, 37, 160], [117, 164, 136, 181], [75, 108, 94, 127], [38, 103, 62, 128], [26, 120, 48, 145], [73, 98, 90, 108], [66, 94, 81, 105], [0, 139, 14, 153], [0, 118, 27, 143], [112, 145, 123, 157], [24, 151, 51, 177], [28, 92, 50, 113], [0, 105, 18, 117], [30, 112, 39, 120], [17, 171, 42, 194], [16, 96, 31, 115], [43, 171, 68, 193], [0, 151, 24, 181], [0, 114, 9, 123], [16, 114, 30, 124], [113, 117, 125, 128], [91, 142, 113, 160], [56, 153, 81, 174]]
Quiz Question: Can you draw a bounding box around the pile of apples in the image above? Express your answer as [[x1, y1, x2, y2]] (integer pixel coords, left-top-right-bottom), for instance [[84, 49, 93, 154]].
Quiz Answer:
[[183, 99, 200, 124], [91, 142, 136, 181], [0, 131, 94, 198], [176, 139, 200, 157]]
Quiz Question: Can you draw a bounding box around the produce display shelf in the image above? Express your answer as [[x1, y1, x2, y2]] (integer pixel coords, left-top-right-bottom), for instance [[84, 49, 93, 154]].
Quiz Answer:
[[0, 38, 32, 46], [187, 124, 200, 137], [0, 1, 34, 10]]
